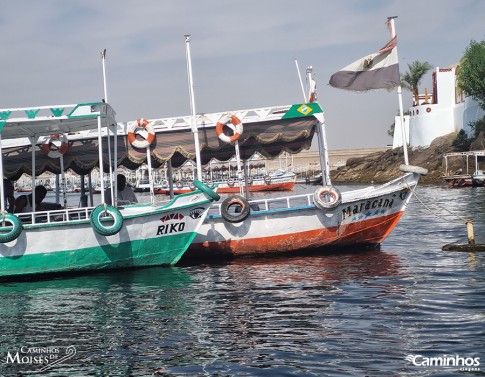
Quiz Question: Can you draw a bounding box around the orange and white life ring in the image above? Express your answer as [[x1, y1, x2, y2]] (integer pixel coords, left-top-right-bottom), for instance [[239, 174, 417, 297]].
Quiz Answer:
[[127, 118, 155, 149], [41, 133, 69, 158], [216, 115, 243, 144], [313, 185, 342, 210]]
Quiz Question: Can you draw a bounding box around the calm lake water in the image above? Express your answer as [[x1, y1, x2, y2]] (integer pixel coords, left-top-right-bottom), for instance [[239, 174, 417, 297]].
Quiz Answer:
[[0, 184, 484, 376]]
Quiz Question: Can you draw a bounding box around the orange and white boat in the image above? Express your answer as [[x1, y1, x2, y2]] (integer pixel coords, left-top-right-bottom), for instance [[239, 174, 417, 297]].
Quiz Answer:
[[187, 169, 423, 258], [154, 170, 296, 195]]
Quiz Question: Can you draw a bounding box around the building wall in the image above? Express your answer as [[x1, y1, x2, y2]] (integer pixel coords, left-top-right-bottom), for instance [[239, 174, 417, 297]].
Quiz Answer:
[[393, 66, 483, 148]]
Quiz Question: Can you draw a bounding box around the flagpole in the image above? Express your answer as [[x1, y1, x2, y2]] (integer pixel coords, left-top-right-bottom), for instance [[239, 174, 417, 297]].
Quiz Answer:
[[388, 16, 409, 165], [185, 35, 203, 181]]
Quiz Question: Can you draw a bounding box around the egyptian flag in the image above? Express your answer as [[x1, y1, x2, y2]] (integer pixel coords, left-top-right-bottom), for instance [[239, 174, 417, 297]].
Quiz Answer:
[[329, 36, 400, 91]]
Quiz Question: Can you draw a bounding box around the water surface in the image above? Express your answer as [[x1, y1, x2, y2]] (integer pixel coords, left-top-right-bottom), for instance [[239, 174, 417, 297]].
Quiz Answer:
[[0, 185, 484, 376]]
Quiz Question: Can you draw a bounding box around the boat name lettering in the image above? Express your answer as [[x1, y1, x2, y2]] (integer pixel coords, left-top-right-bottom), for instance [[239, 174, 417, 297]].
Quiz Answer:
[[342, 198, 394, 219], [157, 222, 186, 235]]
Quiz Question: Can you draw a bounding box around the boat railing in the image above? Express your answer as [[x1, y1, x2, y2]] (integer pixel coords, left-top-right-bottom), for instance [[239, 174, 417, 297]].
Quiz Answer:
[[17, 206, 95, 225], [209, 193, 314, 216]]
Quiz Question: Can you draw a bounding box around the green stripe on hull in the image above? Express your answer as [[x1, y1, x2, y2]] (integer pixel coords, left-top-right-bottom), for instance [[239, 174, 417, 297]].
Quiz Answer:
[[0, 232, 196, 278]]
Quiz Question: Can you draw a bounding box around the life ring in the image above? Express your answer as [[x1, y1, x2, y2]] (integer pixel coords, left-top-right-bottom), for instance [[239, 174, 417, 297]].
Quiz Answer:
[[90, 204, 123, 236], [161, 179, 169, 188], [175, 181, 184, 189], [313, 185, 342, 210], [127, 118, 155, 149], [216, 115, 243, 144], [264, 175, 272, 185], [206, 180, 214, 188], [193, 180, 220, 201], [41, 133, 69, 158], [0, 213, 23, 243], [227, 178, 235, 187], [189, 182, 196, 191], [221, 194, 250, 223]]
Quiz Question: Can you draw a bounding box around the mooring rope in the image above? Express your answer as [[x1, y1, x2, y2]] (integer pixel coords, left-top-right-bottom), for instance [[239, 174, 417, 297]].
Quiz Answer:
[[407, 184, 470, 224]]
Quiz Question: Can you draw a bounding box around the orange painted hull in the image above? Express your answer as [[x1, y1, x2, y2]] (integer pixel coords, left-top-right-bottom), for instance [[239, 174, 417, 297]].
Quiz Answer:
[[187, 211, 403, 258], [183, 172, 422, 261]]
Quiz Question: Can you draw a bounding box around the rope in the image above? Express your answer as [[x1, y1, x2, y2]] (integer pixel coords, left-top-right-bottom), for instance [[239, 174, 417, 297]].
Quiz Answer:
[[406, 184, 469, 224]]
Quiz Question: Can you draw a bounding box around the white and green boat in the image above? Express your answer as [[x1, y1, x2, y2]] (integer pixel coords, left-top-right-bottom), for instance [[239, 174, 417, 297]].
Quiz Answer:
[[0, 101, 220, 279]]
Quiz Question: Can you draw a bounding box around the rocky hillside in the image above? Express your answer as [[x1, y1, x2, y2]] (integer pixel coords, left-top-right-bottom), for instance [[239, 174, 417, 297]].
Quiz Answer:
[[330, 132, 483, 185]]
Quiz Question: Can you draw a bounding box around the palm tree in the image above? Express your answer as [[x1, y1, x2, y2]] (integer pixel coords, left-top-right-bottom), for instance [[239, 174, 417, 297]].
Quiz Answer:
[[401, 61, 433, 106]]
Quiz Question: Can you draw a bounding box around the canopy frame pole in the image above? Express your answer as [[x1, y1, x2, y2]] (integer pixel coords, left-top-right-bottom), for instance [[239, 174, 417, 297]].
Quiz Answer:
[[60, 155, 66, 208], [307, 66, 331, 186], [113, 121, 118, 194], [97, 116, 106, 204], [30, 136, 36, 211], [88, 172, 93, 206], [167, 160, 174, 200], [147, 146, 154, 205], [106, 121, 115, 206], [0, 134, 5, 215]]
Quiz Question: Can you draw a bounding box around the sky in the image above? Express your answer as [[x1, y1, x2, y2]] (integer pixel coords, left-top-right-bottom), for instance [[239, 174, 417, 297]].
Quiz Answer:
[[0, 0, 484, 151]]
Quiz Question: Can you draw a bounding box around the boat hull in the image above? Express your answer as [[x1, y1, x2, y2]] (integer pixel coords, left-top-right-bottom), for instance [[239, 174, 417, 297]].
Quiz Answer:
[[186, 173, 419, 258], [0, 191, 213, 278], [443, 175, 473, 187]]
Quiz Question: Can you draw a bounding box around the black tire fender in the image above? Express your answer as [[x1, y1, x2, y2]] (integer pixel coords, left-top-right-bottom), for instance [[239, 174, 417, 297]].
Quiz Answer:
[[221, 194, 251, 223]]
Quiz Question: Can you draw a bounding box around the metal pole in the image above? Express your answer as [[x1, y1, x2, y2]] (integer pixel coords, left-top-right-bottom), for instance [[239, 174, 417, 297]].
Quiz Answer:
[[101, 49, 108, 103], [30, 137, 36, 210], [295, 59, 307, 102], [0, 134, 4, 214], [308, 67, 331, 186], [97, 116, 106, 204], [388, 17, 409, 165], [60, 155, 67, 208], [184, 35, 203, 181], [167, 160, 174, 200], [88, 172, 93, 206], [147, 146, 154, 204]]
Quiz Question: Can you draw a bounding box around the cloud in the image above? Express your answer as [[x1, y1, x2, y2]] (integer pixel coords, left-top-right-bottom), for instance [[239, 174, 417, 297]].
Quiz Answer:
[[1, 0, 484, 149]]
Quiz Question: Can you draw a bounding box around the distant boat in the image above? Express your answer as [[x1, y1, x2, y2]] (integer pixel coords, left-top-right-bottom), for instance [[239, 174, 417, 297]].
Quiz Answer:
[[472, 170, 485, 186], [442, 151, 485, 187], [155, 170, 296, 195]]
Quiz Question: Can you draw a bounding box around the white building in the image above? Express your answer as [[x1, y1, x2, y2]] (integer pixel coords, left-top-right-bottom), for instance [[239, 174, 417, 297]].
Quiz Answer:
[[393, 64, 485, 148]]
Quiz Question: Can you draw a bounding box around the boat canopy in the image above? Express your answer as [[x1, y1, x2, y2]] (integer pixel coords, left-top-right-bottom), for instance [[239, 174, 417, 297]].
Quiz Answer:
[[1, 102, 322, 179], [0, 102, 117, 180]]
